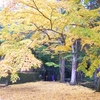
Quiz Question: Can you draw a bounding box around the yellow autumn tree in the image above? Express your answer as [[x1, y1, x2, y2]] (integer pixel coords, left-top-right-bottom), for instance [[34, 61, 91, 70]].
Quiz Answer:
[[0, 0, 100, 86]]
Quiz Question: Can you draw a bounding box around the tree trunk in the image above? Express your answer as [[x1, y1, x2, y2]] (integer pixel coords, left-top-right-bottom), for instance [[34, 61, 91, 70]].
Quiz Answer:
[[93, 70, 98, 89], [70, 55, 77, 85], [5, 79, 8, 86], [77, 71, 85, 82], [70, 41, 78, 85], [96, 77, 100, 92], [93, 67, 100, 91], [59, 57, 65, 82]]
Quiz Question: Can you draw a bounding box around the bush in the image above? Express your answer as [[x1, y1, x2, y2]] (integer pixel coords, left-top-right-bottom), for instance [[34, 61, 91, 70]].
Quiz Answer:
[[17, 72, 40, 83], [0, 76, 10, 86], [0, 72, 40, 85]]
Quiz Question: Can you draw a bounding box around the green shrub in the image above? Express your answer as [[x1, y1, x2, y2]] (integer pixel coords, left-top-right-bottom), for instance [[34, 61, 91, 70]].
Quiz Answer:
[[17, 72, 40, 83]]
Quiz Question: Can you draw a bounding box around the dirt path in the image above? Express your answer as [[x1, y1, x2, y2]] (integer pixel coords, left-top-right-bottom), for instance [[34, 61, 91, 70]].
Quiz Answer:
[[0, 81, 100, 100]]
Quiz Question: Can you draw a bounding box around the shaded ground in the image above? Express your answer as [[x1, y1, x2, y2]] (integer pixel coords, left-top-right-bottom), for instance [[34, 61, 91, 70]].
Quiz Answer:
[[0, 81, 100, 100]]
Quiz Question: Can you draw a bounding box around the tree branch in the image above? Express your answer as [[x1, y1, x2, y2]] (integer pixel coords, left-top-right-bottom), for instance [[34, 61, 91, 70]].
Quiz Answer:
[[33, 23, 51, 40], [32, 0, 51, 21], [21, 0, 53, 30], [45, 28, 66, 44], [70, 24, 85, 28]]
